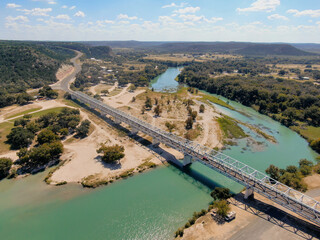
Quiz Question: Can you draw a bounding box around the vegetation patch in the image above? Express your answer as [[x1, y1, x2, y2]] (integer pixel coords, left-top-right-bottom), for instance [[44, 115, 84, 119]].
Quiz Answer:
[[200, 94, 235, 110], [0, 122, 14, 153], [5, 107, 42, 120], [217, 115, 247, 140]]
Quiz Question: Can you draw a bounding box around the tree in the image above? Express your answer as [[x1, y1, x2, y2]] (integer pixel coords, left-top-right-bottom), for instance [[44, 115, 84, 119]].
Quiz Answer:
[[76, 120, 91, 138], [213, 200, 230, 218], [6, 127, 35, 149], [265, 164, 280, 180], [191, 111, 198, 121], [310, 138, 320, 153], [165, 122, 176, 132], [131, 96, 136, 102], [39, 86, 58, 99], [145, 97, 152, 110], [97, 144, 125, 163], [26, 122, 40, 134], [101, 89, 109, 95], [185, 117, 193, 129], [59, 128, 69, 138], [37, 129, 58, 145], [154, 105, 162, 117], [0, 157, 13, 179], [199, 104, 205, 113], [210, 187, 232, 200], [286, 165, 298, 174], [19, 141, 63, 167]]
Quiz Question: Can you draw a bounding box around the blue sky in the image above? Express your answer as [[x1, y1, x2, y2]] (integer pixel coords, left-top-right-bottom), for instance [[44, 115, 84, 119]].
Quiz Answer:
[[2, 0, 320, 42]]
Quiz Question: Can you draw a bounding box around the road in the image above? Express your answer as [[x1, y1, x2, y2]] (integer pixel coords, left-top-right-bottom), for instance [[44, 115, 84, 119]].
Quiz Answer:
[[51, 50, 83, 91]]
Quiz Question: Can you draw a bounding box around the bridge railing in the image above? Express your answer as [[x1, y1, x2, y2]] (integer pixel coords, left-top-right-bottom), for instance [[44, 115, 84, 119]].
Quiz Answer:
[[71, 90, 320, 225]]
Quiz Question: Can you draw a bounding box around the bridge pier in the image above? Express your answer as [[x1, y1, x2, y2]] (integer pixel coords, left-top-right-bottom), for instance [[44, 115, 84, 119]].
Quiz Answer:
[[114, 119, 121, 125], [129, 127, 138, 135], [244, 187, 254, 200], [183, 154, 192, 166], [152, 138, 160, 147]]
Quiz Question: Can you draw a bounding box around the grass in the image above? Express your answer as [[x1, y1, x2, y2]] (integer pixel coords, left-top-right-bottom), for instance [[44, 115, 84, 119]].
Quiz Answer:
[[5, 107, 42, 119], [291, 125, 320, 142], [217, 115, 247, 140], [199, 94, 235, 110], [9, 107, 66, 122], [108, 89, 122, 97], [0, 122, 14, 154]]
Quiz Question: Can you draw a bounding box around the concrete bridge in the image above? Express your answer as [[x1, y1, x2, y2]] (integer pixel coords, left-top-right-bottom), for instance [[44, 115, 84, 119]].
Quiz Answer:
[[69, 90, 320, 226]]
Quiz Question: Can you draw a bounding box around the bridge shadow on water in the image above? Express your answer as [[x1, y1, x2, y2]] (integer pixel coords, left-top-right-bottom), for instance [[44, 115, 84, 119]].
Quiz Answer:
[[72, 99, 320, 239]]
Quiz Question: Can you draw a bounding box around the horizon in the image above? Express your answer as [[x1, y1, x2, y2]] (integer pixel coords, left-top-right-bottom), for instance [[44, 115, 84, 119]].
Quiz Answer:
[[2, 0, 320, 43]]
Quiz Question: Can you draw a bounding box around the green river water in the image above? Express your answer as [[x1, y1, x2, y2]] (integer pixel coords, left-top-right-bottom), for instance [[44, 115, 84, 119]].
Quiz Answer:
[[0, 67, 318, 239]]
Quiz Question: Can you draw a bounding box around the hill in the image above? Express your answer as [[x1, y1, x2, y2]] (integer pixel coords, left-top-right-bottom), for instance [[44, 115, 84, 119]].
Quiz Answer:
[[234, 43, 315, 56], [80, 41, 315, 56]]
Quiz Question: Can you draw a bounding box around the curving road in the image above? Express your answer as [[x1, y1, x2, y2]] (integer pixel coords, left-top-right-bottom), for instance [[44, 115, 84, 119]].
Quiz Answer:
[[51, 50, 83, 91]]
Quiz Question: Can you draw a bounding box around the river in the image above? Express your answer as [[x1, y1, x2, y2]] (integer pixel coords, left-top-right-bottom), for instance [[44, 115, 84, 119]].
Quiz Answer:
[[0, 67, 318, 239]]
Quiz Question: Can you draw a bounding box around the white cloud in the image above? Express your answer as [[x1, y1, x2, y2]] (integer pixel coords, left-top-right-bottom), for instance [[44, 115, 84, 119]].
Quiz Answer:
[[210, 17, 224, 23], [55, 14, 71, 20], [287, 9, 320, 18], [162, 2, 186, 8], [159, 16, 175, 24], [117, 14, 138, 20], [62, 5, 68, 9], [104, 20, 115, 24], [268, 14, 288, 20], [19, 8, 52, 16], [174, 6, 200, 14], [6, 15, 29, 23], [237, 0, 280, 13], [32, 0, 56, 4], [179, 15, 223, 24], [74, 11, 85, 17], [119, 21, 130, 24], [6, 3, 21, 8], [70, 6, 76, 10]]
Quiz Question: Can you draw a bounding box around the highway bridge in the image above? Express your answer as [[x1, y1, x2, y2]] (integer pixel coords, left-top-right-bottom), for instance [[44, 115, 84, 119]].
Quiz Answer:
[[69, 90, 320, 226], [57, 50, 320, 226]]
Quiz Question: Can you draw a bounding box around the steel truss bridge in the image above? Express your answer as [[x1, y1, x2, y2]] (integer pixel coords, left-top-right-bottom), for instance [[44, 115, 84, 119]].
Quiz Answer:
[[70, 90, 320, 226]]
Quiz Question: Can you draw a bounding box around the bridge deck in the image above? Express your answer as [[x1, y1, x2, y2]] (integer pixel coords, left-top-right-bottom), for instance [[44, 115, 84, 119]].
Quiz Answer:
[[70, 90, 320, 226]]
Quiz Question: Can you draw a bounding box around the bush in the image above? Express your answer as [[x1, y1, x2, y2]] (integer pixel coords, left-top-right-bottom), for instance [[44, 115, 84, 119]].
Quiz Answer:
[[0, 157, 13, 179], [6, 127, 35, 149], [76, 119, 91, 138], [210, 187, 232, 200], [213, 200, 230, 218], [37, 129, 59, 145], [185, 117, 193, 129], [97, 144, 125, 163], [199, 104, 205, 113]]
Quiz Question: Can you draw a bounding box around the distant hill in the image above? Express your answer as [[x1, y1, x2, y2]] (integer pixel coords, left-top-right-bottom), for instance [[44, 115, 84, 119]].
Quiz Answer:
[[80, 41, 315, 56], [291, 43, 320, 54], [234, 43, 315, 56]]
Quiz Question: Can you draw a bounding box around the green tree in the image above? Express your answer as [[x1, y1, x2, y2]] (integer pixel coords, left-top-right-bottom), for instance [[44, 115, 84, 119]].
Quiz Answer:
[[213, 200, 230, 218], [165, 122, 176, 132], [199, 104, 205, 113], [145, 97, 152, 110], [265, 164, 280, 180], [210, 187, 232, 200], [97, 144, 125, 163], [154, 105, 162, 117], [37, 129, 58, 145], [0, 157, 13, 179], [6, 127, 35, 149], [39, 86, 58, 99], [191, 111, 198, 121], [185, 117, 193, 129], [76, 120, 91, 138]]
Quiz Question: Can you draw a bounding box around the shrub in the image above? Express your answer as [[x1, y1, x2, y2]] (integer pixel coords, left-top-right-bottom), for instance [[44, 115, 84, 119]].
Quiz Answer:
[[213, 200, 230, 218], [37, 129, 59, 145], [76, 119, 91, 138], [0, 157, 13, 179], [210, 187, 232, 200], [6, 127, 35, 149], [97, 144, 125, 163]]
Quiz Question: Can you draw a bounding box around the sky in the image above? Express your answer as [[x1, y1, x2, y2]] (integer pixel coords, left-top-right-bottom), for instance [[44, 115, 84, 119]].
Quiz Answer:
[[1, 0, 320, 43]]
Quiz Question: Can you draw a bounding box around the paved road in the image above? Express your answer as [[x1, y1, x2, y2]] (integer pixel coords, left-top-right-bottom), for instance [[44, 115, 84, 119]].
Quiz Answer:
[[51, 50, 83, 91]]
